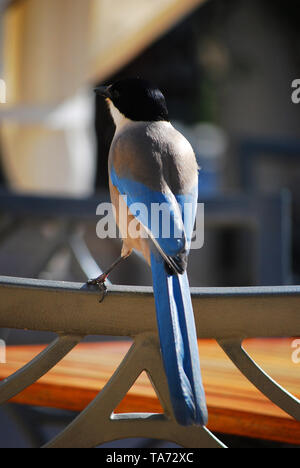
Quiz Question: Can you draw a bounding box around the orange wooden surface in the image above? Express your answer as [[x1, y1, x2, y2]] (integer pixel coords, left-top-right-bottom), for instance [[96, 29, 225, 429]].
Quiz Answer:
[[0, 338, 299, 444]]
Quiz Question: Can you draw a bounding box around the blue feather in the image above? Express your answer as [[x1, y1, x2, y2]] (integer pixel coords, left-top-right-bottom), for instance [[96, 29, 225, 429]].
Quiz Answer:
[[151, 251, 208, 426]]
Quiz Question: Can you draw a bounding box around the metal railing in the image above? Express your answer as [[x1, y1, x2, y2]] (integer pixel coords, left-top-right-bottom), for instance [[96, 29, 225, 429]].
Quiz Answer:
[[0, 275, 300, 448]]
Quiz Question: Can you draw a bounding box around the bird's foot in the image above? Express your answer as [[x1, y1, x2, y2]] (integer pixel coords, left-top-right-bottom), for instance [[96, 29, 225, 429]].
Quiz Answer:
[[87, 273, 108, 286], [87, 273, 108, 303]]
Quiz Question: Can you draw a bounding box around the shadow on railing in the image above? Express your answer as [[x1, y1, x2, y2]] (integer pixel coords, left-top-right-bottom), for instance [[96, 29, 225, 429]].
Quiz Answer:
[[0, 276, 300, 448]]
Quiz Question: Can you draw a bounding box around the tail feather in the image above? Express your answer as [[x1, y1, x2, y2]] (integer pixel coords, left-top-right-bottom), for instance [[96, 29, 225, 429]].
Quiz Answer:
[[150, 252, 208, 426]]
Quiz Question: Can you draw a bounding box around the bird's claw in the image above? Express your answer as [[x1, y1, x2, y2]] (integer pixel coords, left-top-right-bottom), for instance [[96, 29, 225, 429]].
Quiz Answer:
[[87, 274, 108, 303], [87, 272, 107, 285], [98, 282, 107, 303]]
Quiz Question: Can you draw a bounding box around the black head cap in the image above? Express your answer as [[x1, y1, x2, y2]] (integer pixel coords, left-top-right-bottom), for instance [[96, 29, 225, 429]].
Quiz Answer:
[[95, 78, 169, 122]]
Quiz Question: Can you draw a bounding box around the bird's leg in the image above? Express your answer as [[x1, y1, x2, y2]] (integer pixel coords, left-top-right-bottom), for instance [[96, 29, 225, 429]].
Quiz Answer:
[[87, 245, 132, 303], [87, 255, 126, 303], [87, 254, 126, 286]]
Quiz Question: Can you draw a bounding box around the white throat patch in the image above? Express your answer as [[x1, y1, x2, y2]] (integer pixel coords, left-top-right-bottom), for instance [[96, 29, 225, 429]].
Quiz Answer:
[[107, 99, 129, 129]]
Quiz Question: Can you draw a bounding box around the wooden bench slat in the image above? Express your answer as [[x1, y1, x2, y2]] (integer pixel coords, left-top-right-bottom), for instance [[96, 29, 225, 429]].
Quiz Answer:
[[0, 338, 299, 444]]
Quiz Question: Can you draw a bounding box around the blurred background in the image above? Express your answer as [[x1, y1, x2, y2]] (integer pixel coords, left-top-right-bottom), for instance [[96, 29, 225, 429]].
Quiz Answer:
[[0, 0, 299, 448]]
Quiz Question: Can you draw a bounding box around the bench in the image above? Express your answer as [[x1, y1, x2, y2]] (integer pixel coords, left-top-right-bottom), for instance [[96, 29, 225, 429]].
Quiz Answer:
[[1, 338, 300, 445]]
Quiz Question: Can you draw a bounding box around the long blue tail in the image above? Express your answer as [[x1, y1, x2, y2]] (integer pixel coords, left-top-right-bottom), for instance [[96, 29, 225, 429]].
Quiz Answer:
[[150, 252, 208, 426]]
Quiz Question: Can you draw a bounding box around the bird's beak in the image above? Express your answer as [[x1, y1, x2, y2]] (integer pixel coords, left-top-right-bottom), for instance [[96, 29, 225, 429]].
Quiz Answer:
[[94, 85, 112, 98]]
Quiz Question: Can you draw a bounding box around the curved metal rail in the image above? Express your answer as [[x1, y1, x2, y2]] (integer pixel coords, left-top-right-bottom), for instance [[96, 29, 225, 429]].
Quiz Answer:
[[0, 276, 300, 448]]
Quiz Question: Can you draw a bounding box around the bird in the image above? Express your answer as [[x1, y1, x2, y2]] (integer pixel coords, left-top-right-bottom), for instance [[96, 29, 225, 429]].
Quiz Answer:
[[89, 77, 208, 426]]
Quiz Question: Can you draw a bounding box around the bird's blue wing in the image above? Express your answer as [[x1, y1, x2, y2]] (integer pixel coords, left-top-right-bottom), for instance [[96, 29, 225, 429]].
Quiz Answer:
[[110, 164, 189, 257]]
